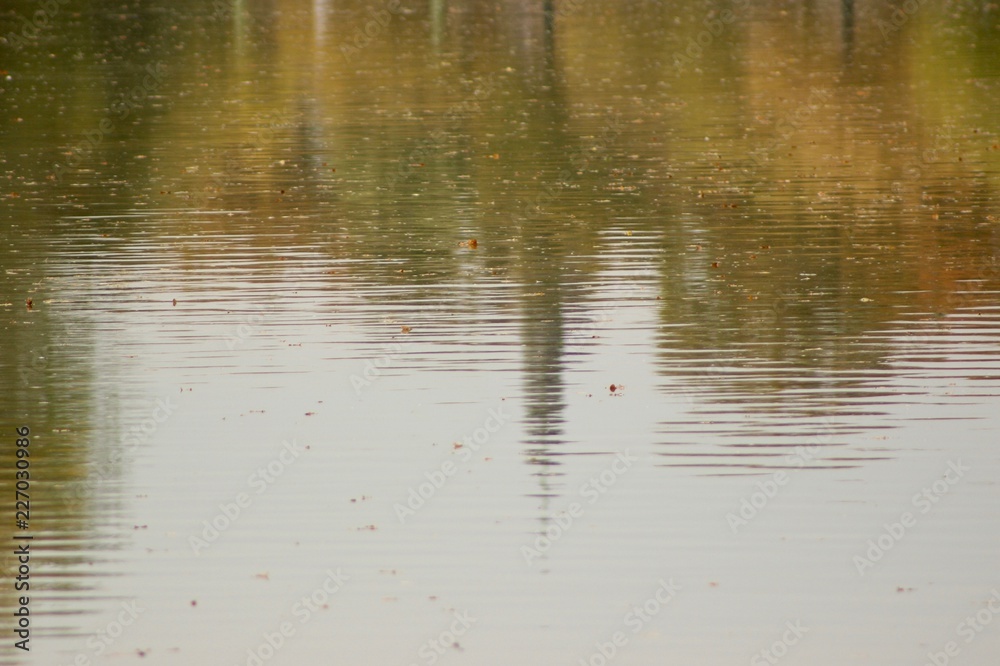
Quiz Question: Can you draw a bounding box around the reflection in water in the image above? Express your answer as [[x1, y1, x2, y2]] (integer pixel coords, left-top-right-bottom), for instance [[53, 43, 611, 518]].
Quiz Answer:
[[518, 233, 573, 473], [1, 0, 1000, 663], [841, 0, 855, 62]]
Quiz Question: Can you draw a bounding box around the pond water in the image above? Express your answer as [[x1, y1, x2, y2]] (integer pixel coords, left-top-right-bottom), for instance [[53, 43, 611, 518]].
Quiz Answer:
[[2, 1, 1000, 664]]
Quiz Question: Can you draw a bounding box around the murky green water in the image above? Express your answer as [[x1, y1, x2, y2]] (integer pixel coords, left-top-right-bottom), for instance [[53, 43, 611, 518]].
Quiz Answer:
[[2, 0, 1000, 664]]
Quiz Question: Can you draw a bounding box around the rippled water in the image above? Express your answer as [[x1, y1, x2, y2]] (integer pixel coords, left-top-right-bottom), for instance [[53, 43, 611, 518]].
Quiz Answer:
[[2, 0, 1000, 664]]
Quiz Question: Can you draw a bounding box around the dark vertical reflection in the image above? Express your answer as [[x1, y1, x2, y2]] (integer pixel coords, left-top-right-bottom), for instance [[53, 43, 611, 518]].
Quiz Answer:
[[431, 0, 446, 48], [509, 5, 573, 482], [841, 0, 855, 63], [518, 255, 571, 471], [543, 0, 555, 36], [0, 231, 126, 646]]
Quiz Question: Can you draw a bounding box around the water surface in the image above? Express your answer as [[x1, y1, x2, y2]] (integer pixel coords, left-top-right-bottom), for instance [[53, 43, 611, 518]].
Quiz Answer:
[[2, 1, 1000, 664]]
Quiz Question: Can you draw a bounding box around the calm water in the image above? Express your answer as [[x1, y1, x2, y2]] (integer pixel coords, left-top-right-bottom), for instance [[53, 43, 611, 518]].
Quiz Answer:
[[2, 0, 1000, 664]]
